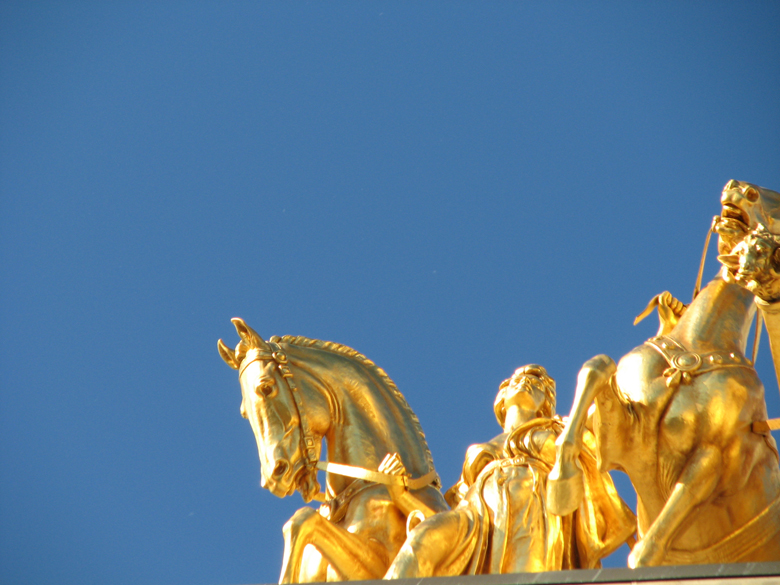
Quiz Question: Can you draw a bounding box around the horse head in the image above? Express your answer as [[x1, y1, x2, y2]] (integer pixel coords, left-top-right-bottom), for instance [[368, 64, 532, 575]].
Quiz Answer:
[[218, 318, 325, 502], [719, 224, 780, 303], [716, 180, 780, 255]]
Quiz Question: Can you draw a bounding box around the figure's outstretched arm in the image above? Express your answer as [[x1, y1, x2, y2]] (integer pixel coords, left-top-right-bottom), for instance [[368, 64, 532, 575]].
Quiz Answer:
[[547, 355, 616, 516]]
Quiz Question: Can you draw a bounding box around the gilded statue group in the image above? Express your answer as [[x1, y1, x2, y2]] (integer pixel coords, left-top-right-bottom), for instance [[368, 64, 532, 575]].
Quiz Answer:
[[218, 180, 780, 582]]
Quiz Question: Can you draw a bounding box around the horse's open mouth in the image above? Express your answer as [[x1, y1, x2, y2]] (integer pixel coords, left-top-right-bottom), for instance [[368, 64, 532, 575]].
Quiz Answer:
[[715, 204, 752, 254], [720, 203, 750, 229], [293, 465, 320, 502], [273, 464, 302, 497]]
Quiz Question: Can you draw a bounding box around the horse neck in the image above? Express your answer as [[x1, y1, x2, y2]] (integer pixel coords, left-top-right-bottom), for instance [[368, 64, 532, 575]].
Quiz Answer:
[[670, 273, 756, 354], [328, 379, 426, 471], [303, 358, 432, 479]]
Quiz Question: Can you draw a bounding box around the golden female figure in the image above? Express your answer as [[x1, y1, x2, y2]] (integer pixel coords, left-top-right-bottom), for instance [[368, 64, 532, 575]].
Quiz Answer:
[[384, 365, 635, 578]]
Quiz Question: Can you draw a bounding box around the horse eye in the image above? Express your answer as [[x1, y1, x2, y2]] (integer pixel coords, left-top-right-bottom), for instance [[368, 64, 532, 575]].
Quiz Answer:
[[255, 379, 277, 398]]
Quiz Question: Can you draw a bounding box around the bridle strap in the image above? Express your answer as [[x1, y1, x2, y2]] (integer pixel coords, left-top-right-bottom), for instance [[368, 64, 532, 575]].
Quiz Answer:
[[262, 341, 320, 470]]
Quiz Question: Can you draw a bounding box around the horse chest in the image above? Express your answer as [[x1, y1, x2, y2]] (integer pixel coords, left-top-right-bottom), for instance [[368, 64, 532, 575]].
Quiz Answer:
[[614, 352, 698, 497], [660, 392, 702, 448], [655, 395, 703, 497]]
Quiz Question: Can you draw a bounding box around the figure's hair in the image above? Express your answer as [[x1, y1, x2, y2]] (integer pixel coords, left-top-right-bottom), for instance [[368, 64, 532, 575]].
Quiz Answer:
[[494, 364, 556, 426], [271, 335, 437, 476]]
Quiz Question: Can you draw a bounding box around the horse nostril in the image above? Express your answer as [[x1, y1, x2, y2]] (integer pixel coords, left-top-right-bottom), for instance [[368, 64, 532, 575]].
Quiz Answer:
[[273, 460, 289, 478]]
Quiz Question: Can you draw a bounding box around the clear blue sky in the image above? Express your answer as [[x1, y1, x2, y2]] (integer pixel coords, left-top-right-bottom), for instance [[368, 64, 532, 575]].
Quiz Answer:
[[1, 2, 779, 584]]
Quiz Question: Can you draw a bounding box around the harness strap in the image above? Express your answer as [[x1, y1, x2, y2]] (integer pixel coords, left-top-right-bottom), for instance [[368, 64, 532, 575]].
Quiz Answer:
[[645, 335, 754, 388], [317, 479, 376, 522], [645, 336, 780, 438]]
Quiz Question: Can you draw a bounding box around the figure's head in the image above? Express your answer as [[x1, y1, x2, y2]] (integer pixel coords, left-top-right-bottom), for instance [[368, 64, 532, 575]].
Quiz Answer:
[[218, 318, 322, 502], [716, 180, 780, 254], [494, 364, 556, 427]]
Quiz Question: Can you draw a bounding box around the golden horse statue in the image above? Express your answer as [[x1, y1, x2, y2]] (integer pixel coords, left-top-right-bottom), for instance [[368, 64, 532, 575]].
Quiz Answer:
[[218, 319, 448, 582], [548, 180, 780, 567]]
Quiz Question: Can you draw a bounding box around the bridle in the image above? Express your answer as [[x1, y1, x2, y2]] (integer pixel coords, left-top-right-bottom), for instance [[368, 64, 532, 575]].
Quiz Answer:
[[239, 343, 440, 503], [240, 345, 320, 472]]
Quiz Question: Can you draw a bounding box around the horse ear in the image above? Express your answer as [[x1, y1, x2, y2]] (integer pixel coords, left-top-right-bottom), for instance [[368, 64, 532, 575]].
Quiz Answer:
[[218, 339, 240, 370], [717, 254, 740, 270], [231, 317, 269, 349]]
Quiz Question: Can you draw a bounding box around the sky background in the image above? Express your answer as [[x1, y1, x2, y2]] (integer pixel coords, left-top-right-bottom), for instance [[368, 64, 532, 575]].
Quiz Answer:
[[2, 2, 779, 584]]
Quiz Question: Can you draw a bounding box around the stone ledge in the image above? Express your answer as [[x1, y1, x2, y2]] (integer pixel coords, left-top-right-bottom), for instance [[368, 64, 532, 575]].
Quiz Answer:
[[247, 563, 780, 585]]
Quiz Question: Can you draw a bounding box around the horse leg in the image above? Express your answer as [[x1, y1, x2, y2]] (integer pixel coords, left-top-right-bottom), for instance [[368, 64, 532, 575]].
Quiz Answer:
[[628, 445, 722, 567], [384, 508, 476, 578], [280, 507, 388, 583], [298, 547, 327, 583], [547, 354, 616, 516]]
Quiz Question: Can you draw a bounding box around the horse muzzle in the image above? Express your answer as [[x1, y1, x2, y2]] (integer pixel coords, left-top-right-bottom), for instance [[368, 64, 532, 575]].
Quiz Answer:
[[260, 455, 306, 498]]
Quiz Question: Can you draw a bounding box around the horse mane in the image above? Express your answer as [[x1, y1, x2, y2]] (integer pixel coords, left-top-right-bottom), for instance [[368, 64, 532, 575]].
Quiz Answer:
[[270, 335, 437, 476]]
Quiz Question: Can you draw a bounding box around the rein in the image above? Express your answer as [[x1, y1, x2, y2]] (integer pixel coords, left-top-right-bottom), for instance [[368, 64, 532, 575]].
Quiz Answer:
[[241, 345, 440, 503], [316, 461, 439, 490], [692, 219, 715, 301]]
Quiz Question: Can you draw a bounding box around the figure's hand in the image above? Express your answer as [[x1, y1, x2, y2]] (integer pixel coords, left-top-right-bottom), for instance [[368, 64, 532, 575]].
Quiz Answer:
[[627, 535, 666, 568], [634, 291, 687, 335], [656, 291, 687, 335], [378, 453, 438, 521], [378, 453, 407, 501], [378, 452, 406, 476]]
